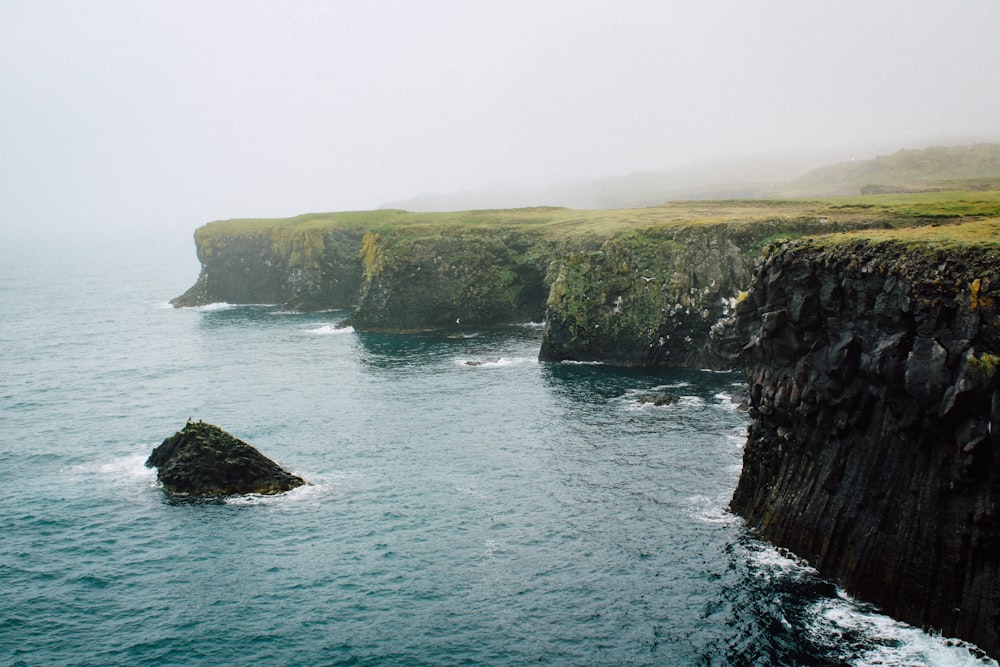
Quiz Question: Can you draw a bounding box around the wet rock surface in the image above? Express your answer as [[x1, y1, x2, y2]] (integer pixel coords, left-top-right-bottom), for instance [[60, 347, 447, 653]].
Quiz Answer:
[[146, 421, 307, 497], [637, 392, 681, 406], [731, 238, 1000, 658]]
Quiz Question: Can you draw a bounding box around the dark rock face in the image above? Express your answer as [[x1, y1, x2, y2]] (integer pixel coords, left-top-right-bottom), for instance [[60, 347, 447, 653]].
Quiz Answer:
[[731, 239, 1000, 658], [347, 230, 553, 332], [538, 217, 891, 369], [146, 421, 307, 496], [539, 225, 756, 368], [637, 392, 680, 406], [171, 229, 364, 310]]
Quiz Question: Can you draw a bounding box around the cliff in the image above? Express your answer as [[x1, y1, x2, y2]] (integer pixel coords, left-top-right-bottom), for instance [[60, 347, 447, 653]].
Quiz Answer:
[[538, 211, 897, 368], [175, 198, 954, 360], [346, 227, 557, 331], [730, 220, 1000, 657], [172, 190, 1000, 653], [170, 211, 399, 310]]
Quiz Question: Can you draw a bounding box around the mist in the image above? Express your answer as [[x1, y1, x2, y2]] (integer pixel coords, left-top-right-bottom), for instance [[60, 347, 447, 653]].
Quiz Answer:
[[2, 1, 999, 239]]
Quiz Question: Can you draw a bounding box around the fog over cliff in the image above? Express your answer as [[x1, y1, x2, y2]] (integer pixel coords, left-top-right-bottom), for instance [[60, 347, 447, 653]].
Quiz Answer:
[[2, 1, 999, 239]]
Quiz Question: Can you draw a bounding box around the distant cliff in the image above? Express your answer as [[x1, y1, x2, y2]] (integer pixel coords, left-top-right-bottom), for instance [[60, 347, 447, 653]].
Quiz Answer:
[[731, 222, 1000, 658]]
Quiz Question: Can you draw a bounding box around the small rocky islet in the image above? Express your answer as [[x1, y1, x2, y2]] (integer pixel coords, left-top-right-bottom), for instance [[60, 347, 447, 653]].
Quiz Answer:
[[146, 420, 306, 497]]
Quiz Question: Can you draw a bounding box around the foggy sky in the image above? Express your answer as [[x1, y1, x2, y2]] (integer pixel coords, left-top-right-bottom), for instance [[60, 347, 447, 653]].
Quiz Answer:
[[2, 1, 999, 237]]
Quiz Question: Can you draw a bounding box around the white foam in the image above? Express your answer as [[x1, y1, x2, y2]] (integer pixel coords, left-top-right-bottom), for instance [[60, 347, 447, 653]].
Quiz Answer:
[[223, 480, 328, 506], [67, 452, 159, 491], [746, 544, 998, 666], [714, 391, 746, 411], [808, 593, 997, 666], [634, 395, 703, 408], [192, 302, 237, 312], [305, 324, 354, 335], [687, 494, 740, 525], [455, 356, 537, 368], [749, 543, 817, 575], [94, 452, 156, 480]]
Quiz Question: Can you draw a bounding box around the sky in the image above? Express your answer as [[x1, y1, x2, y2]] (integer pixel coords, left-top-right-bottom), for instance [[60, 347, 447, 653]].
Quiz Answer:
[[2, 0, 999, 239]]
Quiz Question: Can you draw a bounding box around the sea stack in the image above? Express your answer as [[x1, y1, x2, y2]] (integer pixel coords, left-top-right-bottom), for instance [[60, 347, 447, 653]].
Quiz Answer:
[[146, 420, 307, 496]]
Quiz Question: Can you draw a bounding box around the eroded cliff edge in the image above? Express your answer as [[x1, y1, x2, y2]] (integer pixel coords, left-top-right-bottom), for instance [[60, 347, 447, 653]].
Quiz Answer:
[[730, 221, 1000, 657]]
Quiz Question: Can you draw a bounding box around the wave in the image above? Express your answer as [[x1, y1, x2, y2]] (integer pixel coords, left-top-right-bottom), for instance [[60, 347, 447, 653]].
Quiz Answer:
[[223, 480, 330, 506], [747, 545, 998, 666], [807, 593, 997, 666], [455, 356, 537, 368], [191, 302, 238, 312], [687, 493, 740, 525], [624, 394, 704, 411], [190, 302, 280, 312], [305, 324, 355, 335], [713, 392, 745, 410]]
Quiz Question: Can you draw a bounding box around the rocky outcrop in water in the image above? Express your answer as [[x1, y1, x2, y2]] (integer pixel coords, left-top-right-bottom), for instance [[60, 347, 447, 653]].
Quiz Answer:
[[146, 421, 307, 496], [730, 235, 1000, 658]]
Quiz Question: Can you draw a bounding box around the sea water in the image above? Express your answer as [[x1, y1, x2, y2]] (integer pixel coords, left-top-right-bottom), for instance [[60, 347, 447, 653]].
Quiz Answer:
[[0, 230, 995, 666]]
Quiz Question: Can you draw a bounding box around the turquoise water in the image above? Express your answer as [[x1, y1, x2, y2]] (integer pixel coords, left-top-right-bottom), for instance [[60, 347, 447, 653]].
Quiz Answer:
[[1, 232, 995, 666]]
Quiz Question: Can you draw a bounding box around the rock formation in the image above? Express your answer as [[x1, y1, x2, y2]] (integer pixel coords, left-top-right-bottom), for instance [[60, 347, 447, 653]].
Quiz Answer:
[[730, 231, 1000, 658], [169, 191, 1000, 655], [637, 392, 680, 406], [146, 421, 307, 496], [172, 202, 897, 366], [171, 219, 367, 310], [345, 228, 554, 331], [538, 216, 891, 368]]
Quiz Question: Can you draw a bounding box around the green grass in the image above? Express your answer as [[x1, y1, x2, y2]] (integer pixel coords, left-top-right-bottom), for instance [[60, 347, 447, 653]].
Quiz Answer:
[[807, 217, 1000, 249], [192, 190, 1000, 246]]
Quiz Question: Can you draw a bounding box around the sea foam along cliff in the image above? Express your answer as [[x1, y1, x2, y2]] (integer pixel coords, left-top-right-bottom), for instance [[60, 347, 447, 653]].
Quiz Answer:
[[730, 220, 1000, 658]]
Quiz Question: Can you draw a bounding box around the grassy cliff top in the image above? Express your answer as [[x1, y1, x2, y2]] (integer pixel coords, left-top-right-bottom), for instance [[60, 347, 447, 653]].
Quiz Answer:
[[195, 190, 1000, 244], [805, 217, 1000, 250]]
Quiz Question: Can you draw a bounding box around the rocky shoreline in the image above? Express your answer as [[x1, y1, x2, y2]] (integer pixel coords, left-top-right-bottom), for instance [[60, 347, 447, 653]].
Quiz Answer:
[[171, 199, 1000, 657]]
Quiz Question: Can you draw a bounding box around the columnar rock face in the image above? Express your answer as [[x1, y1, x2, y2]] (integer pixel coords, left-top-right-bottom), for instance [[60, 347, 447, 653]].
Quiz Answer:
[[146, 421, 307, 496], [171, 228, 364, 310], [731, 237, 1000, 657]]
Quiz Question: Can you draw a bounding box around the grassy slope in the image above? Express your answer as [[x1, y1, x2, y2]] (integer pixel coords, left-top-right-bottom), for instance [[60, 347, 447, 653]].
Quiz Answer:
[[781, 143, 1000, 197], [194, 190, 1000, 247]]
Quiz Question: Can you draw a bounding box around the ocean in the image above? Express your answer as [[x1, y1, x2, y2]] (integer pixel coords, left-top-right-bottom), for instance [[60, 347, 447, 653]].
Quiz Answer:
[[1, 230, 995, 666]]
